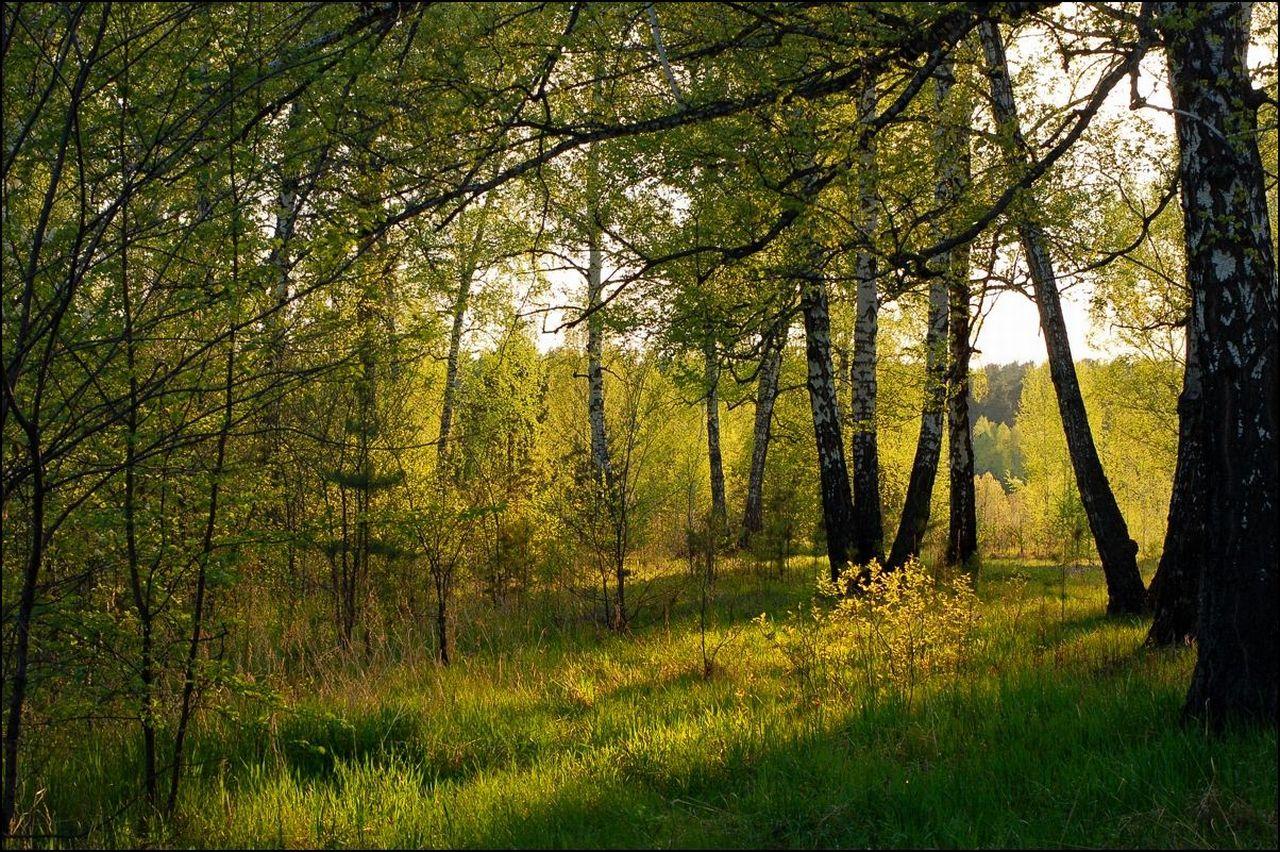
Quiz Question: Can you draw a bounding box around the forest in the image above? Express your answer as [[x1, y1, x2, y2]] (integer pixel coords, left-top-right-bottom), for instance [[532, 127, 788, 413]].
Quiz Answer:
[[1, 2, 1277, 848]]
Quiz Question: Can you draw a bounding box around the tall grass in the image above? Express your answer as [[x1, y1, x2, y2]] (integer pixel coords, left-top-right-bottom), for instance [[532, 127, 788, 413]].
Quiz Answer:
[[19, 559, 1277, 848]]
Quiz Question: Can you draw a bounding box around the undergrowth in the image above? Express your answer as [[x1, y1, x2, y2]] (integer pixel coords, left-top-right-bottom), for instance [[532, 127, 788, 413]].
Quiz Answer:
[[16, 558, 1278, 849]]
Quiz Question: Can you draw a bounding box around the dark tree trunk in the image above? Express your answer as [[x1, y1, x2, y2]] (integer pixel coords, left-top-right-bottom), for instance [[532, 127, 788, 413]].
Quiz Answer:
[[703, 330, 727, 528], [2, 435, 43, 839], [1156, 1, 1278, 727], [740, 327, 785, 547], [849, 71, 884, 566], [980, 20, 1147, 615], [946, 288, 978, 568], [800, 266, 856, 582], [1146, 315, 1204, 646], [887, 257, 949, 570], [435, 572, 450, 666], [935, 55, 978, 568]]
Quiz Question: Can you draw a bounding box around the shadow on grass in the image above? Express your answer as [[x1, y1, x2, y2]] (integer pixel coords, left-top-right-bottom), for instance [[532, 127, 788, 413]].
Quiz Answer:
[[456, 657, 1277, 849]]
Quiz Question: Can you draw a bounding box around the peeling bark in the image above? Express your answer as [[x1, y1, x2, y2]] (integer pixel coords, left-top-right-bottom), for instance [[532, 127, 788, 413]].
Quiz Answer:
[[980, 20, 1147, 615], [1156, 1, 1278, 726]]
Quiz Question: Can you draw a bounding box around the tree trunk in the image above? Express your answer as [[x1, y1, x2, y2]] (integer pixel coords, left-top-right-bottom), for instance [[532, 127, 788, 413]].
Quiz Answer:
[[583, 142, 621, 626], [800, 263, 856, 582], [261, 102, 303, 461], [1146, 314, 1204, 646], [946, 274, 978, 568], [703, 328, 727, 530], [586, 225, 613, 493], [935, 54, 978, 568], [437, 208, 491, 467], [740, 327, 785, 547], [2, 434, 43, 839], [1156, 1, 1278, 727], [435, 571, 450, 665], [980, 20, 1147, 615], [887, 256, 949, 570], [849, 71, 884, 566], [437, 258, 476, 467]]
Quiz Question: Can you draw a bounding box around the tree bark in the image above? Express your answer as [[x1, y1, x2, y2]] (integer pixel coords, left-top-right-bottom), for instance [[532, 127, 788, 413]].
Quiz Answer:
[[1156, 1, 1278, 727], [936, 54, 978, 568], [1, 435, 42, 839], [849, 71, 884, 566], [1145, 314, 1204, 646], [946, 277, 978, 567], [887, 252, 949, 570], [434, 568, 450, 666], [437, 256, 477, 466], [586, 227, 613, 493], [980, 20, 1147, 615], [740, 326, 785, 547], [437, 206, 492, 467], [584, 141, 622, 628], [800, 262, 856, 582], [703, 327, 727, 528]]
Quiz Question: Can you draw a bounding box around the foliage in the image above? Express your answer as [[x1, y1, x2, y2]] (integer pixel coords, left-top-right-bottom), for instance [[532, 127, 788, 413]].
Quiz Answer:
[[758, 558, 980, 708]]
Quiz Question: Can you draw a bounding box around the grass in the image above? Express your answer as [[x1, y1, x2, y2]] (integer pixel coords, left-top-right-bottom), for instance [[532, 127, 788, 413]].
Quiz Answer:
[[22, 558, 1278, 848]]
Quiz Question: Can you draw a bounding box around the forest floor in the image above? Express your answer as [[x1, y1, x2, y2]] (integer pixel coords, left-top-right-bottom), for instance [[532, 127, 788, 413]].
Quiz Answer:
[[36, 558, 1278, 848]]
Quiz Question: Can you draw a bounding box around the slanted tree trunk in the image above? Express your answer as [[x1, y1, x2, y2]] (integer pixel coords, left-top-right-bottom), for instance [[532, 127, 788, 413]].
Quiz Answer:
[[437, 255, 478, 466], [437, 206, 492, 467], [1146, 313, 1204, 646], [980, 20, 1147, 615], [740, 327, 785, 547], [703, 327, 727, 530], [887, 257, 949, 570], [800, 261, 856, 582], [849, 71, 884, 566], [1156, 1, 1277, 727]]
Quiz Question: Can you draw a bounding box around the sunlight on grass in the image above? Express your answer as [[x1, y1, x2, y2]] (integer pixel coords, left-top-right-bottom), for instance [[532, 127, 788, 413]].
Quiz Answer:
[[30, 559, 1277, 848]]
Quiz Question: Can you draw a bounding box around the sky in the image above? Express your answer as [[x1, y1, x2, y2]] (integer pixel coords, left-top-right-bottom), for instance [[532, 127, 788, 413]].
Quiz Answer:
[[972, 5, 1275, 365]]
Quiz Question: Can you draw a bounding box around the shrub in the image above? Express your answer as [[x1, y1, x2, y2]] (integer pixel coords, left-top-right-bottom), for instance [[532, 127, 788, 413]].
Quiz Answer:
[[757, 558, 980, 708]]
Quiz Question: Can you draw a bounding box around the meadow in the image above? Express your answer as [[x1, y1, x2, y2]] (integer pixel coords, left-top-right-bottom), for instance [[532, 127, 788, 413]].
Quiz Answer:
[[32, 558, 1277, 849]]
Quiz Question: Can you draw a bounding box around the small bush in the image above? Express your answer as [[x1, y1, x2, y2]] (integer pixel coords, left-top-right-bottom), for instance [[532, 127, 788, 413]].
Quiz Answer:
[[757, 558, 980, 707]]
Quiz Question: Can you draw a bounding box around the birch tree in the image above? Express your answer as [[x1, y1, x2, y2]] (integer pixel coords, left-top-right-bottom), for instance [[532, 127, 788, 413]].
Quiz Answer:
[[978, 19, 1148, 615], [1155, 0, 1277, 726]]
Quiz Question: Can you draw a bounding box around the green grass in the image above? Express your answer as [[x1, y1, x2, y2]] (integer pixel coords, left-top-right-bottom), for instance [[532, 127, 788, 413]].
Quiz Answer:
[[24, 559, 1278, 848]]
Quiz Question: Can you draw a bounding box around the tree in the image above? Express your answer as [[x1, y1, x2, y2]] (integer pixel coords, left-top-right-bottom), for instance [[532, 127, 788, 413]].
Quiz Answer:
[[886, 53, 962, 571], [848, 71, 885, 567], [940, 53, 979, 569], [1155, 1, 1278, 727], [798, 242, 857, 583], [978, 19, 1147, 615], [739, 325, 787, 547]]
